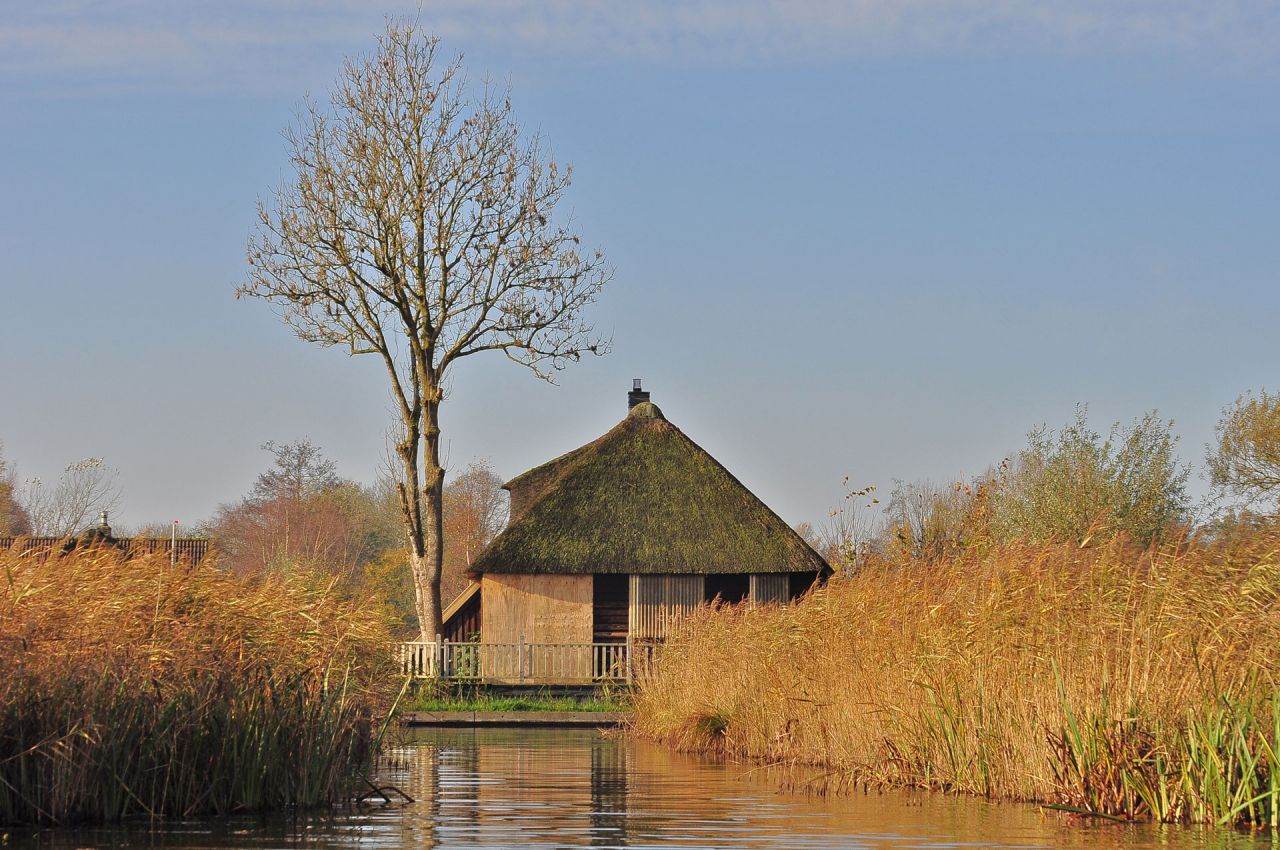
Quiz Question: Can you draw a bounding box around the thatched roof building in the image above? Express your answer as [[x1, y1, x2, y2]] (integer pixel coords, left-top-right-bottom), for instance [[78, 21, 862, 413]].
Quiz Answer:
[[472, 397, 827, 577], [444, 382, 830, 651]]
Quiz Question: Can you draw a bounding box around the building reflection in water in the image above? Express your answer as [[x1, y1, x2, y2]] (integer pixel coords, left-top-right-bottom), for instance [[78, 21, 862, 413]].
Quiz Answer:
[[589, 732, 629, 846], [371, 727, 1267, 850], [382, 727, 699, 847]]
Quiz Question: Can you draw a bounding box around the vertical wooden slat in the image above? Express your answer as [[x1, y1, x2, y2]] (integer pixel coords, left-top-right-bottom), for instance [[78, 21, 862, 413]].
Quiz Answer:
[[632, 573, 645, 640], [750, 573, 788, 605], [629, 574, 705, 640], [396, 639, 667, 683]]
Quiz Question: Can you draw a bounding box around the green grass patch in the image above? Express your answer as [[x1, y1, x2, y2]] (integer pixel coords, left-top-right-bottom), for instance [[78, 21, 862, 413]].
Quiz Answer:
[[402, 690, 630, 713]]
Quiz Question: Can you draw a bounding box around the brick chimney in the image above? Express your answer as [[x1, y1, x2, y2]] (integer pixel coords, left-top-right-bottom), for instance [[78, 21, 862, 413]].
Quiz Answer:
[[627, 378, 650, 411]]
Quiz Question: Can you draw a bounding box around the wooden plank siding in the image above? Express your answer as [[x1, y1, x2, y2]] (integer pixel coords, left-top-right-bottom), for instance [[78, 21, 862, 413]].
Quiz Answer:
[[628, 574, 705, 641], [442, 642, 630, 683], [444, 569, 814, 681], [479, 574, 594, 646], [442, 582, 482, 643], [750, 573, 789, 605]]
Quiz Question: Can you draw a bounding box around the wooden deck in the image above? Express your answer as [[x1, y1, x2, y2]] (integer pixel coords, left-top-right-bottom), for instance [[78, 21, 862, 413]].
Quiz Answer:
[[398, 640, 658, 684]]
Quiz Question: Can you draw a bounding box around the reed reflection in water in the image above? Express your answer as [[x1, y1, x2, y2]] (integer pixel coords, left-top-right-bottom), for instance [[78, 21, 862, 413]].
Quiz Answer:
[[8, 728, 1279, 848], [376, 728, 1274, 850]]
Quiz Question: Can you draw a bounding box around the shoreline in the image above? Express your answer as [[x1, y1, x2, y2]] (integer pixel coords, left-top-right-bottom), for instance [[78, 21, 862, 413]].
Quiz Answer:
[[629, 534, 1280, 827], [400, 710, 631, 727]]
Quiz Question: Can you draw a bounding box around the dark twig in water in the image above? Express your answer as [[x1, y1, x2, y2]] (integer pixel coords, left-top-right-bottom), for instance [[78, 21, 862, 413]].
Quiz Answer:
[[357, 779, 415, 805]]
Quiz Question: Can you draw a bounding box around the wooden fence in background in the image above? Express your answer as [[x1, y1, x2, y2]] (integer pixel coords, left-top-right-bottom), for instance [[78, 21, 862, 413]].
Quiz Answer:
[[398, 640, 658, 684], [0, 536, 210, 565]]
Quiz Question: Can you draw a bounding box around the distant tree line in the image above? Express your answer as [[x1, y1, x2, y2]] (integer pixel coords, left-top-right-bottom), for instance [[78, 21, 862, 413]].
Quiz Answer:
[[8, 386, 1280, 624], [811, 391, 1280, 572], [203, 438, 506, 634], [0, 436, 506, 636]]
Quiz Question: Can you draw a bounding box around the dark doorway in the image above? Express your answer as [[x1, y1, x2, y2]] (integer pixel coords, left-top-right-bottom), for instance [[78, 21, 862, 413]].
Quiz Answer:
[[790, 571, 821, 600], [593, 574, 629, 643], [704, 574, 749, 605]]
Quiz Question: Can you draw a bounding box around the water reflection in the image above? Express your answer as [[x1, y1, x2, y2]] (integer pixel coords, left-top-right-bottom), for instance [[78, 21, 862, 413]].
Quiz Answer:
[[377, 728, 1278, 850], [9, 728, 1280, 849]]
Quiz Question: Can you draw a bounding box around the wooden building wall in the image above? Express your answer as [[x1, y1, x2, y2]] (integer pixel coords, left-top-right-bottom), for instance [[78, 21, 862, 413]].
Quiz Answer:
[[750, 573, 789, 605], [628, 574, 705, 641], [443, 584, 482, 643], [479, 573, 594, 646], [471, 570, 811, 655]]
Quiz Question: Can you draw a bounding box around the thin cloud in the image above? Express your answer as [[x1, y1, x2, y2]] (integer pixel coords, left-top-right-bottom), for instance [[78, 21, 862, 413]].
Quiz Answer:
[[3, 0, 1277, 95]]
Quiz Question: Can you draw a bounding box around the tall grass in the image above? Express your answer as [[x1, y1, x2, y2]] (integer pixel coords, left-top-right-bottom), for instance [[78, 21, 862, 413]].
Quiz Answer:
[[0, 545, 396, 825], [632, 528, 1280, 825]]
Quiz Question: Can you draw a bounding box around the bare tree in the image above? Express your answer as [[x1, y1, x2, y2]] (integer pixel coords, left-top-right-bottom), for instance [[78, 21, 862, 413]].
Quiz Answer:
[[884, 478, 985, 562], [791, 521, 821, 551], [251, 438, 340, 502], [239, 22, 610, 638], [21, 457, 121, 537], [820, 479, 881, 573], [441, 459, 508, 603]]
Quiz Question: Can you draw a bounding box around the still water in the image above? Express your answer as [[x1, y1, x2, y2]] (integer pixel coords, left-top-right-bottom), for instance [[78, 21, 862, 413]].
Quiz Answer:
[[9, 727, 1279, 849]]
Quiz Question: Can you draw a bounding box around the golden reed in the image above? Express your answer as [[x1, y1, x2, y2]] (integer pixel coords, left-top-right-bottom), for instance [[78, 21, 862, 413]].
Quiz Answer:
[[0, 545, 396, 825], [633, 528, 1280, 825]]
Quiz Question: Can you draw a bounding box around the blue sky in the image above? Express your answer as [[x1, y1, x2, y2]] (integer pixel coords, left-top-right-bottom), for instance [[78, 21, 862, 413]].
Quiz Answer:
[[2, 1, 1278, 531]]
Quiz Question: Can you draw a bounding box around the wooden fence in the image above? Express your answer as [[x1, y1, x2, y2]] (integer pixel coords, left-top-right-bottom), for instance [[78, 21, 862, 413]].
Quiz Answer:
[[398, 640, 658, 684], [0, 536, 210, 565]]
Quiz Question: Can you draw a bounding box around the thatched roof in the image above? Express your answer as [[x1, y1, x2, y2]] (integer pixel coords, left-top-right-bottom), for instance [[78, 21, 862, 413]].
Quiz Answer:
[[472, 399, 830, 575]]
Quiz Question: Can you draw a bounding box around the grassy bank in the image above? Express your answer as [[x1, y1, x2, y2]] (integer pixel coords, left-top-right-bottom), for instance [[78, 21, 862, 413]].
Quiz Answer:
[[0, 545, 396, 825], [632, 529, 1280, 826], [402, 689, 629, 713]]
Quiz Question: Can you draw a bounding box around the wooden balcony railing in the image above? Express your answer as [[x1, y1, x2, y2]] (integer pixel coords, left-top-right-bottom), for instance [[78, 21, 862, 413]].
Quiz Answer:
[[397, 640, 658, 683]]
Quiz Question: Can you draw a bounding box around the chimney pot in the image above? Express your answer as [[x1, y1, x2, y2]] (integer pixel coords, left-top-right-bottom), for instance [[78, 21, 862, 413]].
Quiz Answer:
[[627, 379, 650, 411]]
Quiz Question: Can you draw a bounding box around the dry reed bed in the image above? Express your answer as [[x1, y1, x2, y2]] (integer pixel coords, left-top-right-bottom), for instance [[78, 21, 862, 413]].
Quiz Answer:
[[632, 531, 1280, 825], [0, 545, 396, 825]]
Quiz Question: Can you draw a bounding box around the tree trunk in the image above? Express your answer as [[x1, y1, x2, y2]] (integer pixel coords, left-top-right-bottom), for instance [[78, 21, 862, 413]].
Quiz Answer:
[[395, 410, 440, 642], [419, 395, 446, 640]]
